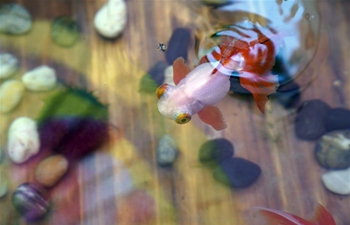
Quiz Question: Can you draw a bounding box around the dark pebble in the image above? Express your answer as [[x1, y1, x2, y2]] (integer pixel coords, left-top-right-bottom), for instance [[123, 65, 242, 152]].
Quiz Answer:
[[324, 108, 350, 132], [294, 99, 330, 140], [147, 61, 167, 85], [315, 130, 350, 169], [157, 134, 178, 167], [229, 75, 250, 94], [39, 116, 109, 161], [51, 16, 79, 47], [273, 81, 301, 108], [213, 158, 261, 188], [12, 183, 50, 221], [198, 138, 234, 166], [166, 28, 191, 65]]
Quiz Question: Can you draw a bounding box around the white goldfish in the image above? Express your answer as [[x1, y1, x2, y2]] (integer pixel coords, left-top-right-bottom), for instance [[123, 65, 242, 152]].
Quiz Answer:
[[156, 25, 285, 130]]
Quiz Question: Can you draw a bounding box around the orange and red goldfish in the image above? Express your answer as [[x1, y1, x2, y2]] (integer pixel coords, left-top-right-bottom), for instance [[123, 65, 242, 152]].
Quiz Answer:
[[254, 204, 336, 225], [156, 24, 285, 130], [199, 25, 282, 113]]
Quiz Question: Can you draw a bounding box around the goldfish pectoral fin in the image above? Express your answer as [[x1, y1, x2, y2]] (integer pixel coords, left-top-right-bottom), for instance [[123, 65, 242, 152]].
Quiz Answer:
[[254, 206, 314, 225], [197, 105, 227, 131], [173, 57, 192, 85], [239, 72, 279, 114], [311, 204, 336, 225]]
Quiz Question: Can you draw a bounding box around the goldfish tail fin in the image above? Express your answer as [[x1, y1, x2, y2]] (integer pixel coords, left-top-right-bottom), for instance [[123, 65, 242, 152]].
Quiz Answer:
[[239, 72, 279, 113], [311, 204, 336, 225], [197, 105, 227, 131], [254, 206, 314, 225]]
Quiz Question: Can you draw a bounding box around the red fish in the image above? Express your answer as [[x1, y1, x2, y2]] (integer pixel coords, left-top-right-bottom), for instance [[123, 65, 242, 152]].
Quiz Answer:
[[199, 24, 283, 113], [254, 204, 337, 225]]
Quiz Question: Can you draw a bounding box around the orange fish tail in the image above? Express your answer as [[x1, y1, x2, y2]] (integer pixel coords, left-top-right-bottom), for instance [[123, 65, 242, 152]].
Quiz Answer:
[[239, 72, 279, 113], [311, 204, 336, 225]]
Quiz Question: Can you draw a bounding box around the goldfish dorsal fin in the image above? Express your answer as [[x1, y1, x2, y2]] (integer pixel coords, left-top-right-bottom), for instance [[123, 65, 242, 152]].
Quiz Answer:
[[197, 105, 227, 131], [239, 72, 279, 114], [311, 204, 336, 225], [173, 57, 191, 85], [254, 206, 315, 225]]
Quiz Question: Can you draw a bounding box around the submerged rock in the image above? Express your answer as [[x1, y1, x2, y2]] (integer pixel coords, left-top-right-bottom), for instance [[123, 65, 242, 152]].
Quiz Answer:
[[157, 134, 178, 167], [0, 53, 18, 79], [322, 168, 350, 195], [22, 65, 57, 91], [166, 28, 191, 65], [12, 183, 50, 221], [0, 4, 32, 34], [294, 100, 330, 140], [324, 108, 350, 132], [315, 130, 350, 170], [94, 0, 127, 38], [198, 138, 234, 166], [274, 81, 301, 108], [7, 117, 40, 164], [35, 154, 69, 188], [0, 79, 24, 113], [213, 158, 261, 188], [51, 16, 79, 47], [0, 170, 8, 198]]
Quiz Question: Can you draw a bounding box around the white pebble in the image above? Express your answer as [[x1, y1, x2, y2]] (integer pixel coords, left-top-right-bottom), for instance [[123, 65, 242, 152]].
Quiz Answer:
[[22, 65, 57, 91], [322, 168, 350, 195], [94, 0, 127, 38], [0, 79, 24, 113], [163, 66, 175, 86], [7, 117, 40, 164], [0, 53, 18, 79]]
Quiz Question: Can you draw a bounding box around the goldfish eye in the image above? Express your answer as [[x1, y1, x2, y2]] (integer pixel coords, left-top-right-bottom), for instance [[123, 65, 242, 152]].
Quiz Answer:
[[156, 84, 168, 99], [174, 113, 191, 124]]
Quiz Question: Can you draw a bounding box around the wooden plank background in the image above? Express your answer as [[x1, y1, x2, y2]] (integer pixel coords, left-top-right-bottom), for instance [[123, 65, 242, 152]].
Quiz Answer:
[[0, 0, 349, 224]]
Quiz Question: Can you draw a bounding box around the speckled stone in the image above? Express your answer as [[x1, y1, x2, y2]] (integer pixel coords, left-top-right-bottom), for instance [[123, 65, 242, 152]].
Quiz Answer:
[[322, 167, 350, 195], [324, 108, 350, 132], [315, 130, 350, 170], [213, 158, 261, 188], [166, 28, 191, 65], [0, 53, 18, 79], [294, 99, 330, 140], [0, 4, 32, 34], [157, 134, 178, 167], [12, 183, 50, 221], [199, 138, 234, 166], [51, 16, 79, 47]]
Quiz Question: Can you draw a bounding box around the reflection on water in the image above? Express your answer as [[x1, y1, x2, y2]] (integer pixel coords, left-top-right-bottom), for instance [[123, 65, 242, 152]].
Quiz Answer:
[[0, 0, 349, 224]]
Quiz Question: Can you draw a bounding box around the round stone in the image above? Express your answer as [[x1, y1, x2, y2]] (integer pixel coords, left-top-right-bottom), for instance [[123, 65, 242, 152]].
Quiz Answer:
[[147, 61, 167, 85], [8, 117, 40, 164], [294, 99, 330, 140], [322, 168, 350, 195], [213, 158, 261, 188], [94, 0, 127, 38], [35, 155, 69, 188], [51, 16, 79, 47], [0, 53, 18, 79], [22, 65, 57, 91], [315, 130, 350, 170], [273, 81, 301, 108], [198, 138, 234, 166], [156, 134, 178, 167], [324, 108, 350, 132], [0, 4, 32, 34], [12, 183, 50, 221], [0, 79, 24, 113]]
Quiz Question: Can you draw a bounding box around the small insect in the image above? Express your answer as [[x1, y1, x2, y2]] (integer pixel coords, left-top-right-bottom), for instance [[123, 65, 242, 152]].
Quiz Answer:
[[157, 43, 167, 52]]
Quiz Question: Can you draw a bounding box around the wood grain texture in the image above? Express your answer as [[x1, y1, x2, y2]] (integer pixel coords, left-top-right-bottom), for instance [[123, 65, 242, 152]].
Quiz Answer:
[[0, 0, 349, 225]]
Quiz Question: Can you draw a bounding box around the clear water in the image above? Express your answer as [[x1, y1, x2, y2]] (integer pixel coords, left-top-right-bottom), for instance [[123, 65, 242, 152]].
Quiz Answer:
[[0, 0, 349, 224]]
